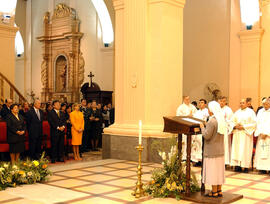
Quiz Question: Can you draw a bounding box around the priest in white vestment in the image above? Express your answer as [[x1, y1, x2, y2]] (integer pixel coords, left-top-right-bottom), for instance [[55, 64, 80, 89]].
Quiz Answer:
[[254, 98, 270, 172], [176, 96, 197, 160], [193, 99, 209, 163], [230, 99, 256, 172], [219, 96, 234, 165]]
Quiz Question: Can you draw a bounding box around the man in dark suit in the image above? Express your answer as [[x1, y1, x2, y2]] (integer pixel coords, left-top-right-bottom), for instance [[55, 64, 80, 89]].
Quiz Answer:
[[1, 99, 13, 120], [26, 99, 44, 160], [48, 100, 66, 163], [107, 103, 115, 125]]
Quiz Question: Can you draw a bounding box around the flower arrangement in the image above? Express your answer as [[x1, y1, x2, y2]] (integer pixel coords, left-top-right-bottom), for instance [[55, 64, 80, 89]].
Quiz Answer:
[[0, 152, 52, 190], [145, 145, 200, 200]]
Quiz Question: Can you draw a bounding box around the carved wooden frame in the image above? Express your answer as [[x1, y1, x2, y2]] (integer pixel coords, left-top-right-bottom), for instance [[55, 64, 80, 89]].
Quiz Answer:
[[37, 3, 84, 103]]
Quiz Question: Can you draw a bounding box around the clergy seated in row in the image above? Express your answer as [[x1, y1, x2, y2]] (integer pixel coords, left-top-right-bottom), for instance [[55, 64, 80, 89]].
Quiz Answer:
[[254, 98, 270, 174]]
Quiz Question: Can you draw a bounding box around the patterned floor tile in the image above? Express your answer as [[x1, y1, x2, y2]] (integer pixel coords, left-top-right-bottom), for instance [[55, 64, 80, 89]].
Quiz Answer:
[[50, 178, 91, 188], [55, 170, 92, 177], [74, 184, 117, 194]]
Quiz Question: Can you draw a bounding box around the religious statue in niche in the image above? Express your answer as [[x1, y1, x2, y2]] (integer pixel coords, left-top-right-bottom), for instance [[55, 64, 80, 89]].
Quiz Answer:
[[55, 56, 67, 92]]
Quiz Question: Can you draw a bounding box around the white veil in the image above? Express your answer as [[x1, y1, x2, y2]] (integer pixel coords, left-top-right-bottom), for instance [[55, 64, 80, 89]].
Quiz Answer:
[[208, 101, 226, 135]]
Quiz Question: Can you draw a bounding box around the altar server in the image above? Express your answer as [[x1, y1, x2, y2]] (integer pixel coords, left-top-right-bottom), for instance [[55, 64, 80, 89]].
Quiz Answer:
[[230, 99, 256, 172], [254, 98, 270, 173], [218, 96, 234, 165], [192, 99, 209, 163], [176, 96, 197, 160]]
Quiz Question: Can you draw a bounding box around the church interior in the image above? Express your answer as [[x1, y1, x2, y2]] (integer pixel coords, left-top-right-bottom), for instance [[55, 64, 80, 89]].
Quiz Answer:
[[0, 0, 270, 203]]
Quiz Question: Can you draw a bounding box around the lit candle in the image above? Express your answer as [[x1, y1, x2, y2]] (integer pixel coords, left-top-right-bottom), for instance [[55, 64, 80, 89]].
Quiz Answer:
[[139, 120, 142, 145]]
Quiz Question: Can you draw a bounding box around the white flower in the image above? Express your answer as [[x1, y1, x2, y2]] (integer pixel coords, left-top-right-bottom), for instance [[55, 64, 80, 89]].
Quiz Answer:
[[3, 163, 8, 168], [162, 162, 165, 166], [168, 152, 172, 161], [27, 172, 33, 177], [158, 151, 162, 157], [12, 165, 18, 169], [10, 171, 15, 175], [171, 145, 177, 155], [161, 152, 166, 160], [0, 167, 4, 172]]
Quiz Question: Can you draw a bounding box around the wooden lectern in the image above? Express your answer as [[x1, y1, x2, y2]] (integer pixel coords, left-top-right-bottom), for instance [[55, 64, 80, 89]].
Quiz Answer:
[[163, 116, 243, 203], [163, 116, 204, 196]]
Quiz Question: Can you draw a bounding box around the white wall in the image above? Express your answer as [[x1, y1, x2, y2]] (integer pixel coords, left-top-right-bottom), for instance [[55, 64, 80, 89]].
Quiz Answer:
[[183, 0, 231, 102]]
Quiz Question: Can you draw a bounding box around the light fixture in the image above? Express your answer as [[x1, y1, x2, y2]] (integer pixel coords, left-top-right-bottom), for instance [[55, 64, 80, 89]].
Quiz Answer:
[[0, 0, 17, 25], [240, 0, 260, 30], [91, 0, 114, 46]]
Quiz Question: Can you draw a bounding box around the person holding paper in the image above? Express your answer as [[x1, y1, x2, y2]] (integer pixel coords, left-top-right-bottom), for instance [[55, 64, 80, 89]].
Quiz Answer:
[[254, 98, 270, 174], [200, 101, 226, 197]]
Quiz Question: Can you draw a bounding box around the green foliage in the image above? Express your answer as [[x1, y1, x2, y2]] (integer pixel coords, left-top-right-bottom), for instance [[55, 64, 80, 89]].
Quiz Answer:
[[0, 152, 52, 190], [145, 139, 200, 199]]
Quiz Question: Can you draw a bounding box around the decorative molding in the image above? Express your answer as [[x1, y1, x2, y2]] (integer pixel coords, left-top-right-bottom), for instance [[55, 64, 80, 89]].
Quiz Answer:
[[149, 0, 185, 8], [112, 0, 124, 11], [52, 3, 76, 19], [0, 24, 18, 38], [262, 0, 270, 7], [104, 123, 169, 137], [238, 29, 264, 42]]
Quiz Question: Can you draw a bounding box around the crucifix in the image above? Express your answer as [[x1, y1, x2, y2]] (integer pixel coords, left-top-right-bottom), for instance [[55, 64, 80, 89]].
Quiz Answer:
[[88, 71, 95, 87], [261, 142, 269, 151]]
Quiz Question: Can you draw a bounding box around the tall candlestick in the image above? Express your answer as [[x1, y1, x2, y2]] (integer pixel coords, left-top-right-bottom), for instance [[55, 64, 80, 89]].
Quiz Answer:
[[139, 120, 142, 145]]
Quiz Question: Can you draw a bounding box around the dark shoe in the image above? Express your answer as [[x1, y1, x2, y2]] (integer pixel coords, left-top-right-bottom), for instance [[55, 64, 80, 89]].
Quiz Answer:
[[235, 166, 242, 172], [225, 165, 231, 170], [51, 159, 56, 163], [194, 161, 202, 167], [58, 158, 64, 162], [243, 168, 248, 173], [205, 191, 218, 198], [217, 190, 223, 197], [259, 170, 267, 174]]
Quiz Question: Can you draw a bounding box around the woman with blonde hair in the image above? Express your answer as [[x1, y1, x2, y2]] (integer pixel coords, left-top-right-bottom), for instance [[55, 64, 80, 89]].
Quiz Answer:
[[70, 103, 84, 160]]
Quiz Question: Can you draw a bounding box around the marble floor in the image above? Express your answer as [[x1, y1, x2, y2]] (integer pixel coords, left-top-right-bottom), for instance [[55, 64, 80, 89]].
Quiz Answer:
[[0, 158, 270, 204]]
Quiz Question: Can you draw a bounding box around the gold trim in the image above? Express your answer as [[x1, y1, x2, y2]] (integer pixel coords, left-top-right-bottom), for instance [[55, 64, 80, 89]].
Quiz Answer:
[[149, 0, 186, 8]]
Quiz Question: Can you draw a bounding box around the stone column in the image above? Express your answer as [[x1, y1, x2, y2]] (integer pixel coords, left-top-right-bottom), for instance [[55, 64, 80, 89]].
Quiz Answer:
[[238, 29, 264, 108], [103, 0, 185, 162], [260, 1, 270, 104]]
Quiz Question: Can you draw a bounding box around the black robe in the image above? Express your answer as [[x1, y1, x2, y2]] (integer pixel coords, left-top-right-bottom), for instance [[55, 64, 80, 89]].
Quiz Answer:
[[89, 109, 102, 140]]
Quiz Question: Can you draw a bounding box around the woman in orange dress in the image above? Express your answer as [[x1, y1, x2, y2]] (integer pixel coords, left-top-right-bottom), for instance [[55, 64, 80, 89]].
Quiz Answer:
[[70, 103, 84, 160]]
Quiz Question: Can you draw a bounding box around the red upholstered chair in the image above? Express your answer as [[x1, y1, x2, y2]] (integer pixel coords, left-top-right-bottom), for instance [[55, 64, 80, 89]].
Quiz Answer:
[[24, 130, 29, 151], [0, 121, 9, 152], [42, 121, 51, 149]]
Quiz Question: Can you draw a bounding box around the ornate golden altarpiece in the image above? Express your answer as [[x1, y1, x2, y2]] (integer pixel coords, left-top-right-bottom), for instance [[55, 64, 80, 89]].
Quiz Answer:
[[37, 4, 84, 102]]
